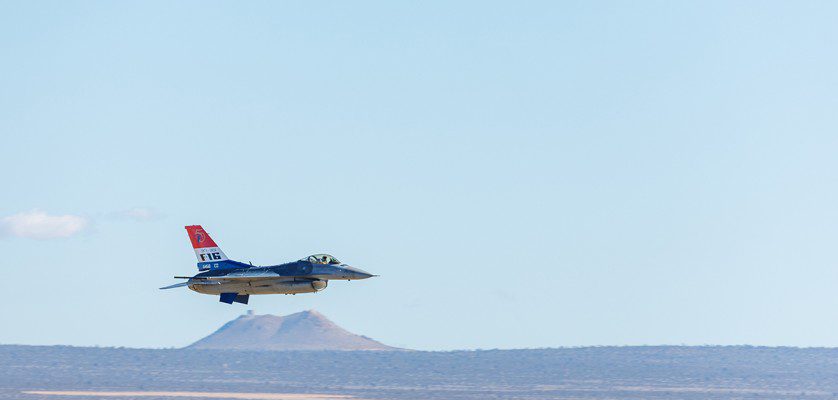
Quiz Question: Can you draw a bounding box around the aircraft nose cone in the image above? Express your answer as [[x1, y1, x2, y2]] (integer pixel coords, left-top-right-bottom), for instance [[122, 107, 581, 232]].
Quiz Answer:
[[344, 265, 374, 279]]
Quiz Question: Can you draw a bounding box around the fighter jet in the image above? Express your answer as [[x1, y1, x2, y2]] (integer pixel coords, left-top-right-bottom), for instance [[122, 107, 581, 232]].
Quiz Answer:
[[160, 225, 374, 304]]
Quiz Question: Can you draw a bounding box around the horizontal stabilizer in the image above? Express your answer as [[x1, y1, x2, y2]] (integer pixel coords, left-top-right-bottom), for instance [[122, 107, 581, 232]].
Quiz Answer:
[[159, 282, 191, 290], [160, 280, 222, 289]]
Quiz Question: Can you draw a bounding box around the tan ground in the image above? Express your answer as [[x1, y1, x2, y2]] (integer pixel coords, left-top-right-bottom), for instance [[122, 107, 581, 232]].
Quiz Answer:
[[22, 391, 354, 400]]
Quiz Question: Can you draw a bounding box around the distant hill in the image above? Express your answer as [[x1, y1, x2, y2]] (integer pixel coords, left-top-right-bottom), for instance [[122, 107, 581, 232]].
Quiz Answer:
[[187, 310, 397, 351]]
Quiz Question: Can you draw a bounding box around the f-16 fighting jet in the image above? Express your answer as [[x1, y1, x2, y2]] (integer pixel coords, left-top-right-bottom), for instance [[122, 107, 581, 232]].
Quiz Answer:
[[160, 225, 374, 304]]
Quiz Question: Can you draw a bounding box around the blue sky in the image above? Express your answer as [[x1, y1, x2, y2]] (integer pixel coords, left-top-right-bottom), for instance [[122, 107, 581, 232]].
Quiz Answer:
[[1, 1, 838, 350]]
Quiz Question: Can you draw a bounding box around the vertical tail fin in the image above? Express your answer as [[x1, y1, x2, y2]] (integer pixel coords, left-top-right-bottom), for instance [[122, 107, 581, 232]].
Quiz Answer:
[[185, 225, 229, 271]]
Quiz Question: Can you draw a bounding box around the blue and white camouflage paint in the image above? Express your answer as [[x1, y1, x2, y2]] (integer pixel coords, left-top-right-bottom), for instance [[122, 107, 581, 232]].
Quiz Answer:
[[160, 225, 374, 304]]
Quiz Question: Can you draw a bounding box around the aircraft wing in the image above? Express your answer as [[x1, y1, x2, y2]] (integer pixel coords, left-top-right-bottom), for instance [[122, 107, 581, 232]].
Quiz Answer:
[[193, 270, 285, 281], [160, 270, 286, 289]]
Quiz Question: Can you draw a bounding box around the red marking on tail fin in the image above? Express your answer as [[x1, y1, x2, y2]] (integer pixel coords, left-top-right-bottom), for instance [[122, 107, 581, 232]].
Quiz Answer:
[[185, 225, 219, 248]]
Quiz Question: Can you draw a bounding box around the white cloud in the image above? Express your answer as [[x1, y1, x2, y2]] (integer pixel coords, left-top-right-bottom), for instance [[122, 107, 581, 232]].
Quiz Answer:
[[0, 210, 89, 239], [114, 207, 161, 221]]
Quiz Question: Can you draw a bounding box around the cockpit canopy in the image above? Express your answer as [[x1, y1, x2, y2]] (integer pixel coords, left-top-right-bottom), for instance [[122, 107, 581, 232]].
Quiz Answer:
[[302, 254, 341, 265]]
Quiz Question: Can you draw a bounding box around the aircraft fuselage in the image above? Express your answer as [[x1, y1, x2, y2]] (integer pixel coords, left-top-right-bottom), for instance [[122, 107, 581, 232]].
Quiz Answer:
[[188, 259, 373, 295]]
